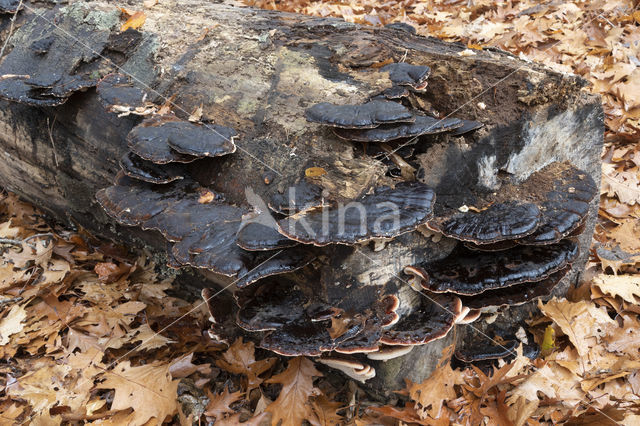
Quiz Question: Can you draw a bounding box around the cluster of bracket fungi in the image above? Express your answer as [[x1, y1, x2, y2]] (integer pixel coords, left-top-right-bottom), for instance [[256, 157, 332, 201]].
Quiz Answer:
[[90, 62, 597, 382], [0, 6, 597, 382]]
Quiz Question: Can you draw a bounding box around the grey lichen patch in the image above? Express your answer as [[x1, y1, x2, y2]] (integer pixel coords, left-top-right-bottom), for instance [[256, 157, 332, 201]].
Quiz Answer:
[[62, 2, 120, 32], [271, 47, 364, 136]]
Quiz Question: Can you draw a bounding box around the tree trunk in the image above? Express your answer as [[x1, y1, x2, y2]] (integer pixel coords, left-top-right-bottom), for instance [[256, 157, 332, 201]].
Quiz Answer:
[[0, 0, 602, 396]]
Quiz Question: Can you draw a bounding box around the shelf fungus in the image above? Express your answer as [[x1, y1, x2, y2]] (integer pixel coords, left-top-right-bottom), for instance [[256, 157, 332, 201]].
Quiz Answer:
[[0, 9, 142, 106], [119, 152, 185, 184], [127, 115, 237, 164], [96, 73, 154, 115], [428, 162, 597, 246], [0, 0, 21, 13], [305, 100, 414, 129], [86, 53, 595, 381], [277, 182, 435, 246], [333, 115, 464, 143], [381, 63, 431, 91], [412, 239, 578, 295]]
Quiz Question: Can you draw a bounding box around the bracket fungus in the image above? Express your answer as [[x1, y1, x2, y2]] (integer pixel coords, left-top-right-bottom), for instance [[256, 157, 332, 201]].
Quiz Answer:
[[96, 73, 153, 115], [0, 0, 21, 13], [85, 53, 594, 382], [119, 152, 185, 184], [412, 239, 578, 295], [333, 115, 464, 143], [381, 63, 431, 91], [305, 100, 414, 128], [0, 10, 141, 106], [127, 115, 237, 164], [428, 162, 597, 246], [277, 182, 435, 246]]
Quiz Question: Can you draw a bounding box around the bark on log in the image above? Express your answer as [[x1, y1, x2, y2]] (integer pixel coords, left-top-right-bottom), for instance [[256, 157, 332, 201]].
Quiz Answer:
[[0, 1, 602, 396]]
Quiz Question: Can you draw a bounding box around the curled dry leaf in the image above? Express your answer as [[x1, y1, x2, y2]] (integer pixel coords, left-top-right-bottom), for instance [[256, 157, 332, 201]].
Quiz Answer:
[[265, 357, 322, 426], [215, 338, 277, 393], [121, 11, 147, 32]]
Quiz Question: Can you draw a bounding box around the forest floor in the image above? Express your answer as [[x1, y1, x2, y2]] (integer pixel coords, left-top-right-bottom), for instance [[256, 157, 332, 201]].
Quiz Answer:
[[1, 0, 640, 425]]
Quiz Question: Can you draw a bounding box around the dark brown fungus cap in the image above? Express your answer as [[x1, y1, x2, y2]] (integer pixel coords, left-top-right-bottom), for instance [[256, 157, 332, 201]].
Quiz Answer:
[[463, 240, 519, 252], [429, 162, 595, 246], [96, 176, 195, 227], [429, 201, 541, 244], [268, 180, 325, 215], [0, 0, 21, 13], [127, 116, 201, 164], [517, 163, 597, 245], [167, 122, 237, 157], [98, 176, 290, 278], [237, 279, 394, 356], [119, 152, 185, 184], [202, 288, 238, 346], [378, 85, 411, 100], [381, 63, 431, 90], [277, 182, 435, 246], [458, 267, 569, 310], [171, 215, 252, 277], [234, 250, 316, 288], [0, 9, 140, 106], [236, 222, 299, 251], [380, 294, 461, 345], [450, 119, 484, 136], [305, 100, 414, 129], [333, 115, 464, 143], [420, 239, 578, 295], [96, 73, 149, 112], [128, 115, 237, 164], [236, 280, 308, 332]]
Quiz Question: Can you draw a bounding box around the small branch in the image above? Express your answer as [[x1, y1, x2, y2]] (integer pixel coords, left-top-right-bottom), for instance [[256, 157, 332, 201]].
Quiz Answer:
[[0, 296, 23, 307], [0, 238, 22, 246], [47, 116, 60, 167]]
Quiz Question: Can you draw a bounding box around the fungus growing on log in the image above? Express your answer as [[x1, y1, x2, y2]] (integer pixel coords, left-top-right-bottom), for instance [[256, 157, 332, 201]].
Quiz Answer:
[[119, 152, 185, 184], [96, 73, 152, 115], [268, 180, 326, 215], [0, 0, 21, 13], [235, 279, 399, 356], [0, 0, 604, 391], [379, 294, 462, 345], [333, 115, 464, 142], [412, 239, 578, 295], [234, 250, 315, 288], [97, 175, 311, 279], [305, 100, 414, 128], [236, 222, 299, 251], [0, 11, 140, 105], [428, 162, 597, 245], [278, 182, 435, 246], [381, 62, 431, 91], [457, 268, 568, 310], [127, 115, 236, 164]]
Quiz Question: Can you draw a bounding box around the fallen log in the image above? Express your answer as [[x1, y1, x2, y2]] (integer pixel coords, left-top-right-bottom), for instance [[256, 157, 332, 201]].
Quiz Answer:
[[0, 0, 602, 396]]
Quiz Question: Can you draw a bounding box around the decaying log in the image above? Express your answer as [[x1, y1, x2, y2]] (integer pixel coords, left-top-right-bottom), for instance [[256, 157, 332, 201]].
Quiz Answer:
[[0, 0, 602, 396]]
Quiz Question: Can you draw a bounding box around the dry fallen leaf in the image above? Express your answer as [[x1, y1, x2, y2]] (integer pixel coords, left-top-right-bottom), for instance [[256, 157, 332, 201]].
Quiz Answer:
[[216, 338, 277, 393], [96, 361, 179, 425], [121, 11, 146, 32], [265, 357, 322, 426]]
